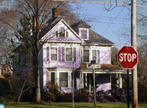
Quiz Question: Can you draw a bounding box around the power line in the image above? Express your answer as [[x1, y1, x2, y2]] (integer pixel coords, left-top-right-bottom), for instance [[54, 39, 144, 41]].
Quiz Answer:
[[101, 7, 125, 35], [53, 0, 147, 8]]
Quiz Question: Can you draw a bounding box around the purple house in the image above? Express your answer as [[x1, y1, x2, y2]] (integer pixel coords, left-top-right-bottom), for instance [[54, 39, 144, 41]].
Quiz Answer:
[[14, 8, 125, 94]]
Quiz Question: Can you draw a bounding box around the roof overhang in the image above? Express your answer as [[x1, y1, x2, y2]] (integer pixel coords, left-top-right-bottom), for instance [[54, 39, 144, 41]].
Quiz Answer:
[[78, 64, 128, 74]]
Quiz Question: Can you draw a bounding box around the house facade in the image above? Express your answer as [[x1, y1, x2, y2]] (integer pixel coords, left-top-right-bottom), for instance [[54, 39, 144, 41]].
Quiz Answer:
[[13, 8, 125, 94]]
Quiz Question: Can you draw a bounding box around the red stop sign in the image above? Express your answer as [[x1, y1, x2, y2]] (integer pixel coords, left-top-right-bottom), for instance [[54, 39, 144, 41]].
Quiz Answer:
[[118, 46, 138, 69]]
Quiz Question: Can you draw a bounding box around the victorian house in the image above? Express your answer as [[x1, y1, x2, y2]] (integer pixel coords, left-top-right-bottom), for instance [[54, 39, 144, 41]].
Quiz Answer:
[[13, 8, 125, 94]]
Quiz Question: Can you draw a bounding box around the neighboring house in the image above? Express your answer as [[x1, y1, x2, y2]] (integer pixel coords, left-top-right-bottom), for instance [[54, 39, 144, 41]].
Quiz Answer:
[[0, 64, 12, 78], [13, 8, 125, 94]]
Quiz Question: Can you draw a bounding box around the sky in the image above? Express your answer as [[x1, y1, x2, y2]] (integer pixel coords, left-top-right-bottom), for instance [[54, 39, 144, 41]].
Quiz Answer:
[[69, 0, 147, 49], [70, 2, 131, 49]]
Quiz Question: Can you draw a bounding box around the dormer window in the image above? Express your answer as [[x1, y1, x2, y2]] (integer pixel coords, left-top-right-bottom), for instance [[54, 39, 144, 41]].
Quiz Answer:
[[79, 28, 89, 40], [59, 27, 65, 38], [81, 30, 87, 39]]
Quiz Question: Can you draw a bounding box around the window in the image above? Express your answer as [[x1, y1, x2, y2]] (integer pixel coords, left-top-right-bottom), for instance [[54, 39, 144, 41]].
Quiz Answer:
[[81, 30, 87, 39], [59, 73, 68, 87], [92, 50, 96, 61], [84, 50, 89, 62], [66, 48, 72, 61], [51, 72, 55, 84], [51, 47, 57, 61], [59, 27, 65, 38]]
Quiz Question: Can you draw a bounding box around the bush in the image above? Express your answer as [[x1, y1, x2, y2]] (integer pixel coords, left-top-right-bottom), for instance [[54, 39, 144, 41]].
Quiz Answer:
[[0, 96, 7, 104], [43, 82, 61, 102]]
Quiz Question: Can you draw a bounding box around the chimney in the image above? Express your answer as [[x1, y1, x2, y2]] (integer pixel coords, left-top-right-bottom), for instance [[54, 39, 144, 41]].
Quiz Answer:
[[52, 7, 58, 18]]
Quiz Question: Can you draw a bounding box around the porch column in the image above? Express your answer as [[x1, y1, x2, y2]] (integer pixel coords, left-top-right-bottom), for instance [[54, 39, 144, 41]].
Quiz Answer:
[[89, 75, 91, 93], [84, 73, 87, 88], [116, 74, 122, 88], [80, 73, 84, 89]]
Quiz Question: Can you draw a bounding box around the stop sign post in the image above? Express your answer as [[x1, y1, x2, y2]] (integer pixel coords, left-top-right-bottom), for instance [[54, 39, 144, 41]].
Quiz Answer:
[[118, 46, 138, 69]]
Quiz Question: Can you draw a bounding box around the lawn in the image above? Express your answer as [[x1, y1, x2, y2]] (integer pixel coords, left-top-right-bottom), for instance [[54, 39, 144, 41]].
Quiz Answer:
[[4, 102, 147, 108]]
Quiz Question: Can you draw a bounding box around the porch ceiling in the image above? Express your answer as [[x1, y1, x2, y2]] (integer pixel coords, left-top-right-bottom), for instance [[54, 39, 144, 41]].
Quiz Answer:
[[78, 64, 127, 74]]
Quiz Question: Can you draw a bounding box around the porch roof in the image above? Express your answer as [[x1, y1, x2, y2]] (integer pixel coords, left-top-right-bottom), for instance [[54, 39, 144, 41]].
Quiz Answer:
[[78, 64, 127, 74]]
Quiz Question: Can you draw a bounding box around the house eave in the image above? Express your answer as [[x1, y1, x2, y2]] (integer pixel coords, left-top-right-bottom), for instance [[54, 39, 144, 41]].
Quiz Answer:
[[82, 43, 114, 46]]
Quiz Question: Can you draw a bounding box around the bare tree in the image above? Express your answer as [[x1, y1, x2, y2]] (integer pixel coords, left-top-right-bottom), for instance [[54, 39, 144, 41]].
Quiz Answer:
[[0, 0, 83, 103]]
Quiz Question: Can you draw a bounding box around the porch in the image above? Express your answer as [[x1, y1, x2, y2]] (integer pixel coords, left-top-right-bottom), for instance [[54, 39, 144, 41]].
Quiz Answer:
[[76, 64, 126, 94]]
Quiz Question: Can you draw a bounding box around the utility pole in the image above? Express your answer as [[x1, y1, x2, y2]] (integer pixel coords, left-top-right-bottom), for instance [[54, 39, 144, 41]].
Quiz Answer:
[[93, 67, 96, 108], [131, 0, 138, 108]]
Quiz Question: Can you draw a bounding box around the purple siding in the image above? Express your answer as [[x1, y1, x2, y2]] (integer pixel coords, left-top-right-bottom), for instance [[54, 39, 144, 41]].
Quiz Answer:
[[46, 47, 49, 61]]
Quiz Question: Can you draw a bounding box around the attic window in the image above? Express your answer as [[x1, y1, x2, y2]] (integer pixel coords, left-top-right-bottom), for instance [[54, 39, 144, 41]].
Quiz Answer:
[[59, 27, 65, 38]]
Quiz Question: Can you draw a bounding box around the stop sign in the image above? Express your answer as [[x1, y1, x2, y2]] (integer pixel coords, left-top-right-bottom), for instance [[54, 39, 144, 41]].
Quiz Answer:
[[118, 46, 138, 69]]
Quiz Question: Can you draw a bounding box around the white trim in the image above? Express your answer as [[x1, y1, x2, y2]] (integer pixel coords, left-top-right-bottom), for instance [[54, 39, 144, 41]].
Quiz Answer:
[[61, 19, 83, 40], [79, 28, 89, 40]]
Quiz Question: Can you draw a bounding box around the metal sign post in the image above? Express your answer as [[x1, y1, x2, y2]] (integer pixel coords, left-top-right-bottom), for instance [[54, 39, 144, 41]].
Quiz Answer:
[[127, 69, 130, 108], [93, 67, 96, 108]]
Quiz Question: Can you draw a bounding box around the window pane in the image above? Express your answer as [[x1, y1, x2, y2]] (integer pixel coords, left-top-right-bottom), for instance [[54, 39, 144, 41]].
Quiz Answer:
[[59, 27, 65, 38], [84, 50, 89, 62], [51, 72, 55, 84], [60, 73, 68, 87], [81, 30, 87, 39], [51, 48, 57, 60], [66, 48, 72, 61], [92, 50, 96, 60]]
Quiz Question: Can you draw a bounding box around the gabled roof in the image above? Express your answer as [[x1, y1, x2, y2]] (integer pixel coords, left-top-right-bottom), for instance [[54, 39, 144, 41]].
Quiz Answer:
[[84, 30, 114, 45], [41, 16, 114, 46], [40, 17, 83, 42]]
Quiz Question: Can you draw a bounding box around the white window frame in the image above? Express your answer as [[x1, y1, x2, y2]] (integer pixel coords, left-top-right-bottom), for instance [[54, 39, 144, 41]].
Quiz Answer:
[[50, 47, 58, 61], [56, 27, 69, 38], [79, 28, 89, 40]]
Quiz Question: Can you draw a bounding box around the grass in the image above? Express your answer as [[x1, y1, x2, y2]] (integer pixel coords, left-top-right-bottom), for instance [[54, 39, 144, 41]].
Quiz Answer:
[[4, 102, 147, 108]]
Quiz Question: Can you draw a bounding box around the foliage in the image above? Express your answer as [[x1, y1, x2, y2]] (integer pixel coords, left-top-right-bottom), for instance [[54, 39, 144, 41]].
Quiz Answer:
[[43, 82, 61, 102], [0, 73, 32, 103], [0, 78, 16, 103], [0, 96, 7, 104]]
